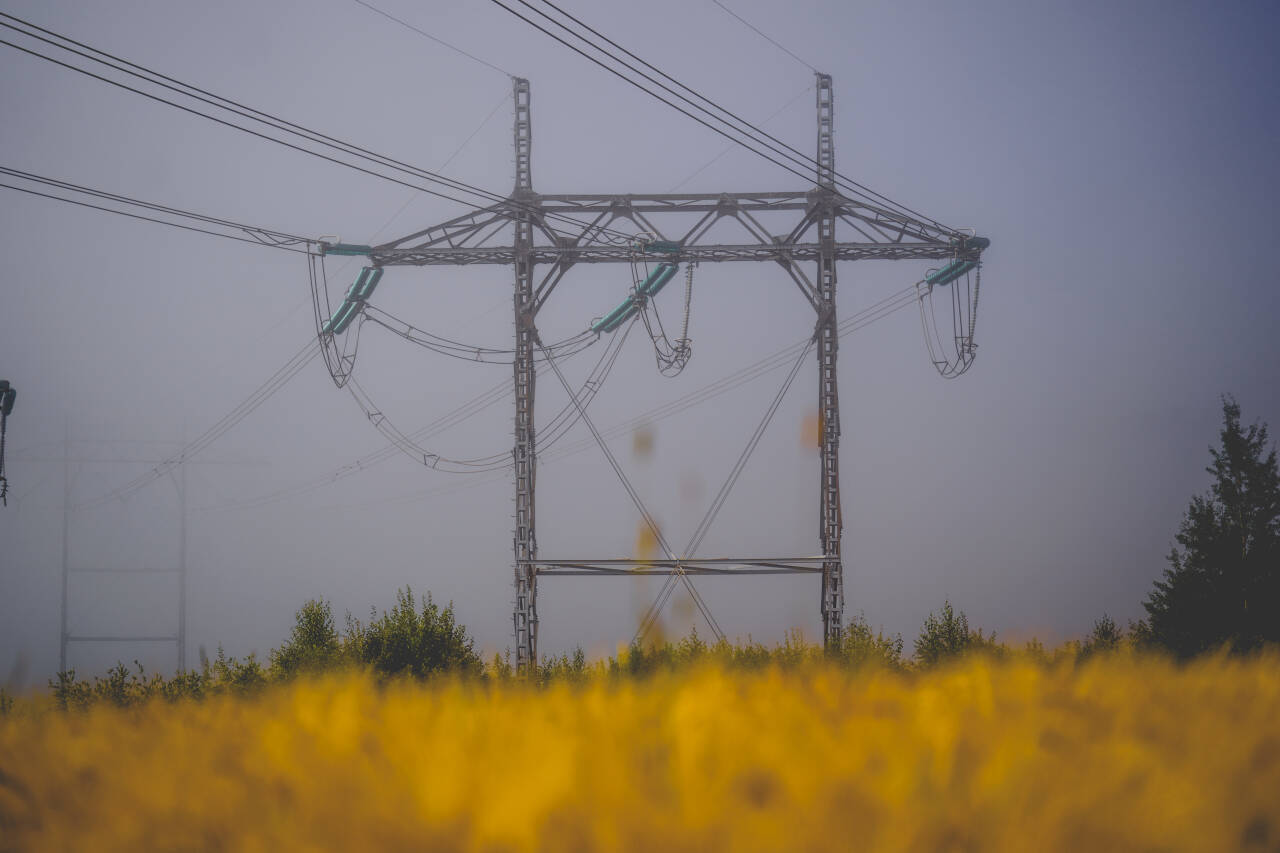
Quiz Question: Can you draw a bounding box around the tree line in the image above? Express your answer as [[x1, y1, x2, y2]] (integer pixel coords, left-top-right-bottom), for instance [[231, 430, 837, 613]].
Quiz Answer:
[[10, 396, 1275, 713]]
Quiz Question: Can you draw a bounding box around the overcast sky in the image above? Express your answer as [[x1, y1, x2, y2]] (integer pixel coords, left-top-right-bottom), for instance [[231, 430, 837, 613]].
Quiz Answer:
[[2, 0, 1277, 684]]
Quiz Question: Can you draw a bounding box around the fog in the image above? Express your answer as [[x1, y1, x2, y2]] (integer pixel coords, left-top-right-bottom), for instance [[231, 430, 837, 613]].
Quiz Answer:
[[2, 0, 1277, 684]]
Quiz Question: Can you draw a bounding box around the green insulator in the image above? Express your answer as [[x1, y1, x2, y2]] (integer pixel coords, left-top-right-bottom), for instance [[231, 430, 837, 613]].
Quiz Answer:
[[925, 260, 964, 285], [327, 300, 361, 335], [635, 266, 664, 295], [926, 259, 975, 287], [641, 263, 679, 297], [597, 301, 640, 333], [344, 268, 373, 301], [320, 242, 373, 257], [592, 297, 636, 334], [355, 267, 383, 301]]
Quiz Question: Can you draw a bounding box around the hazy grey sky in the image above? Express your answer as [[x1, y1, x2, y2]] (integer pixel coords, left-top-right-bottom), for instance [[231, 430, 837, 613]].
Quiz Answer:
[[2, 0, 1277, 683]]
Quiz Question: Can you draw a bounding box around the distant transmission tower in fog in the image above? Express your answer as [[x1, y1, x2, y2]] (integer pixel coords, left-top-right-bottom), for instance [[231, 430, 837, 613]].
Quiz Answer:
[[54, 430, 246, 674]]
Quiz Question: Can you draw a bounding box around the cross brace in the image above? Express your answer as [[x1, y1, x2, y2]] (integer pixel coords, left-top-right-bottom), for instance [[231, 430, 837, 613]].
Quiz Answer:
[[534, 557, 825, 576], [363, 74, 987, 670]]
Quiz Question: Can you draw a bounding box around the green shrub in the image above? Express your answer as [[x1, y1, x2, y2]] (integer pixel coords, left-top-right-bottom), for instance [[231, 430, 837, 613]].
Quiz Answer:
[[914, 601, 971, 665], [50, 670, 92, 711], [1080, 614, 1123, 659], [914, 601, 1005, 665], [345, 587, 483, 679], [207, 647, 267, 695], [538, 646, 589, 686], [270, 599, 343, 680], [835, 614, 905, 669]]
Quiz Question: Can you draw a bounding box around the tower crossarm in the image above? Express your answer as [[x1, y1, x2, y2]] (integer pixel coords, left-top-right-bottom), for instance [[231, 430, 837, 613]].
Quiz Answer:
[[374, 201, 511, 252], [824, 189, 967, 247], [368, 189, 977, 269], [369, 242, 960, 267], [537, 190, 963, 243]]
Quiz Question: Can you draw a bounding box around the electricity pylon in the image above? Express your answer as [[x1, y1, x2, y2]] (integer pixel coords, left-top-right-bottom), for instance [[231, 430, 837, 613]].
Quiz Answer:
[[58, 432, 189, 674], [330, 74, 989, 670]]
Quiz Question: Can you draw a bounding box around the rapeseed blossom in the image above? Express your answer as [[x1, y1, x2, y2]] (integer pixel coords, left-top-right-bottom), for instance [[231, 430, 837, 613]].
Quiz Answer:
[[1, 654, 1277, 850]]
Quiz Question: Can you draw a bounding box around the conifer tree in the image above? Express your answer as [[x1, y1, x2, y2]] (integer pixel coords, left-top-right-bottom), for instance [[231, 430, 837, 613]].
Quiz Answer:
[[1144, 397, 1280, 656]]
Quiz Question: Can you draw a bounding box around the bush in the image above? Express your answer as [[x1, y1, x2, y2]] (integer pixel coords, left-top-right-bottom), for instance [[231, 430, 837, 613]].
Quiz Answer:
[[49, 650, 268, 711], [835, 613, 905, 670], [345, 587, 483, 680], [1080, 614, 1123, 658], [537, 646, 589, 686], [270, 599, 343, 680], [913, 601, 1006, 666], [207, 647, 267, 695], [914, 601, 972, 665], [603, 622, 903, 677]]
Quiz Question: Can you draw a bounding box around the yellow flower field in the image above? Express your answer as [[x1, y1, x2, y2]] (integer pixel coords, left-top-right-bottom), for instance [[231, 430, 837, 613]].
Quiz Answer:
[[2, 654, 1278, 851]]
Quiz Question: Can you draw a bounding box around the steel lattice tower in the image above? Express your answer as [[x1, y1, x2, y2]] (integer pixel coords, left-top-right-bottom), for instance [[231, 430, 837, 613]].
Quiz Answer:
[[352, 74, 988, 670]]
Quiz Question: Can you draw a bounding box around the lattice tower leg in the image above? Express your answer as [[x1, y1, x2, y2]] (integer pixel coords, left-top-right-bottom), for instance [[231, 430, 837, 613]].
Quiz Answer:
[[815, 73, 844, 648], [817, 220, 843, 648], [511, 78, 539, 671]]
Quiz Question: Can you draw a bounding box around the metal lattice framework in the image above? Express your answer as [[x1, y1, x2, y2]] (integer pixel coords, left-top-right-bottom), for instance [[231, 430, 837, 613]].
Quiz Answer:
[[359, 74, 987, 670]]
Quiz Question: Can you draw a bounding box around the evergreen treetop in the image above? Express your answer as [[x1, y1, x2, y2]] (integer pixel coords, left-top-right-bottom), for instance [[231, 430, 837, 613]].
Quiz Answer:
[[1144, 396, 1280, 656]]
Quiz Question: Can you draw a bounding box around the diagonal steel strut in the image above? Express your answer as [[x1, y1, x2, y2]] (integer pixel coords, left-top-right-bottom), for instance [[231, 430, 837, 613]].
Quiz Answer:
[[632, 336, 814, 643], [534, 334, 725, 642]]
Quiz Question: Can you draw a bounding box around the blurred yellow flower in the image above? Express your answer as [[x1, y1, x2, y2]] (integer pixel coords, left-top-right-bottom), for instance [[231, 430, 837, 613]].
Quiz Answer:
[[1, 654, 1278, 851]]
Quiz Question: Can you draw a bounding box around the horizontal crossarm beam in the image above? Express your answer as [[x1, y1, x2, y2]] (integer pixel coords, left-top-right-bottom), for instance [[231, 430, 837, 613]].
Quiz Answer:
[[371, 242, 960, 266], [65, 635, 180, 642], [534, 191, 962, 244], [370, 189, 977, 268], [539, 567, 821, 576]]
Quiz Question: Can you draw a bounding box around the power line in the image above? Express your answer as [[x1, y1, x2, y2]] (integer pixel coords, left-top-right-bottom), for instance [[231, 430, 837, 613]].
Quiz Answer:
[[306, 88, 518, 383], [1, 92, 514, 493], [350, 0, 516, 78], [667, 84, 811, 192], [199, 367, 521, 511], [198, 283, 921, 513], [0, 14, 637, 244], [341, 319, 626, 473], [488, 0, 957, 234], [486, 0, 830, 196], [0, 28, 503, 219], [311, 286, 919, 514], [199, 320, 625, 509], [0, 13, 499, 203], [75, 338, 321, 510], [543, 285, 920, 463], [0, 167, 312, 253], [352, 91, 513, 251], [525, 0, 942, 225], [709, 0, 818, 73], [0, 181, 311, 255]]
